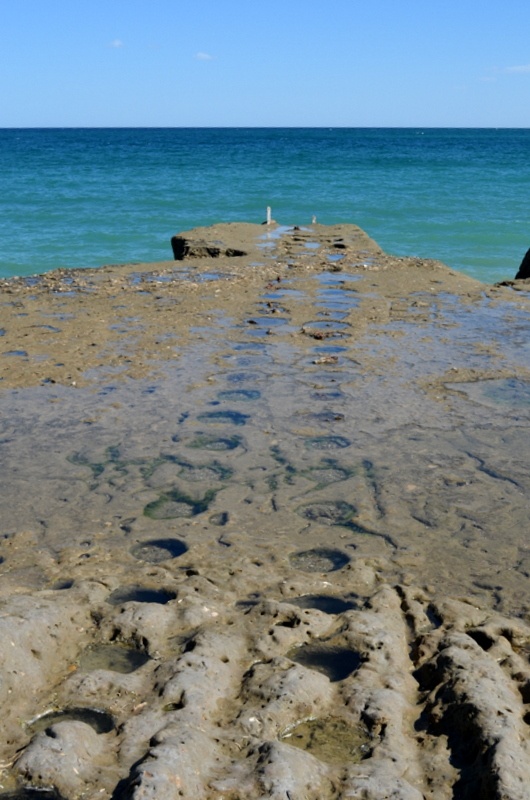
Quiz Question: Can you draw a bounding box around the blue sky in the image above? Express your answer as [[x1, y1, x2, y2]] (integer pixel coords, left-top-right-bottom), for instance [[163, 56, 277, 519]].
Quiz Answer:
[[2, 0, 530, 127]]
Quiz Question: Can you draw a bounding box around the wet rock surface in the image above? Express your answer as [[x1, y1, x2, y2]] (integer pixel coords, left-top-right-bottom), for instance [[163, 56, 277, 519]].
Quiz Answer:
[[0, 222, 529, 798]]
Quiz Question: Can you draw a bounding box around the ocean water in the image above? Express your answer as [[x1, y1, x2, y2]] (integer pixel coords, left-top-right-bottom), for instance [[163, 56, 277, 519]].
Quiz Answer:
[[0, 127, 529, 283]]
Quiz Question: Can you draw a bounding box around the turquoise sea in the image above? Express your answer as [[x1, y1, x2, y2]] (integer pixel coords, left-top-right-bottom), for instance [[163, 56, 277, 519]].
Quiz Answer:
[[0, 127, 529, 283]]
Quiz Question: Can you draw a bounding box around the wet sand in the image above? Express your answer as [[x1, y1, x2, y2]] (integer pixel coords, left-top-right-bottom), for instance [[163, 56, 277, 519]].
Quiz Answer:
[[0, 223, 530, 799]]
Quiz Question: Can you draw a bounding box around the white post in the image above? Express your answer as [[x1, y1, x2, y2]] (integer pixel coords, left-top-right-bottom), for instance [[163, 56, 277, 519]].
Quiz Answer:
[[266, 206, 272, 225]]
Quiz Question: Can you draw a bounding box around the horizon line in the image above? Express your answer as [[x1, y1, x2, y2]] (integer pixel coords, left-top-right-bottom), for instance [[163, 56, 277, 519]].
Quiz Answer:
[[1, 125, 530, 131]]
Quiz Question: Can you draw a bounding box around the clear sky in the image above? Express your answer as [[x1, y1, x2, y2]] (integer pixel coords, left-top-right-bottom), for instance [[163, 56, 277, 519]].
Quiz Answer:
[[2, 0, 530, 127]]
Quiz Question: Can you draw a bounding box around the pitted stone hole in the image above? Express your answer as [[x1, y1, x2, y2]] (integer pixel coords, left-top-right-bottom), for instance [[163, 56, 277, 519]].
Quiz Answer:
[[130, 538, 188, 562], [78, 643, 151, 674], [280, 716, 370, 764], [524, 712, 530, 726], [287, 643, 362, 682], [217, 389, 261, 402], [51, 580, 74, 590], [29, 707, 115, 735], [304, 435, 351, 450], [197, 410, 249, 426], [144, 486, 217, 519], [288, 595, 359, 615], [310, 389, 344, 401], [413, 662, 443, 694], [316, 309, 349, 320], [301, 320, 350, 339], [163, 695, 186, 712], [518, 681, 530, 705], [107, 586, 177, 605], [210, 511, 229, 526], [232, 341, 267, 351], [289, 548, 350, 573], [226, 371, 261, 384], [306, 464, 349, 484], [274, 614, 300, 629], [311, 410, 345, 424], [186, 433, 244, 451], [235, 599, 259, 612], [246, 316, 289, 327], [466, 629, 494, 651], [426, 603, 443, 629]]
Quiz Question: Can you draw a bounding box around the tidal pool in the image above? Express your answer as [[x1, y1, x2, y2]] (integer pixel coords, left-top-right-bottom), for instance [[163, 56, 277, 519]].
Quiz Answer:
[[29, 707, 115, 735], [281, 716, 370, 764]]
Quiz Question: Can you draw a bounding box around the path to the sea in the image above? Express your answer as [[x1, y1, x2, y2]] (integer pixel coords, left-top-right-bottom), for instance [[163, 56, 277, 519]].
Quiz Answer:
[[0, 223, 529, 799]]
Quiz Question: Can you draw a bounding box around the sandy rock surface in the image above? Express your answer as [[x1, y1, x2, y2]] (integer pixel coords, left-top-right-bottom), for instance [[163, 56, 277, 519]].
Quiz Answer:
[[0, 222, 529, 799]]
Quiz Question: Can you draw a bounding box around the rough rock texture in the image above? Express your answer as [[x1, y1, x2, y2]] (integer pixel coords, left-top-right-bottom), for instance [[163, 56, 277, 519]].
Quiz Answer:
[[0, 222, 529, 798], [0, 587, 100, 756], [0, 578, 529, 799], [171, 235, 247, 260]]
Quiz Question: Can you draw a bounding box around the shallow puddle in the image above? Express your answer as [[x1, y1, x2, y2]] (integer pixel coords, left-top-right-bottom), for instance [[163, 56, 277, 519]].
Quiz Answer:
[[317, 288, 359, 310], [106, 586, 177, 605], [287, 643, 362, 682], [143, 490, 216, 519], [452, 377, 530, 409], [248, 316, 290, 327], [78, 644, 150, 673], [289, 548, 350, 573], [185, 433, 244, 451], [280, 716, 370, 764], [29, 707, 115, 735], [0, 260, 529, 627], [304, 464, 350, 485], [288, 595, 358, 614], [226, 371, 262, 384], [304, 435, 351, 450], [216, 389, 261, 402], [302, 319, 350, 337], [309, 409, 345, 423], [130, 538, 189, 561], [310, 388, 345, 401], [196, 410, 249, 426]]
